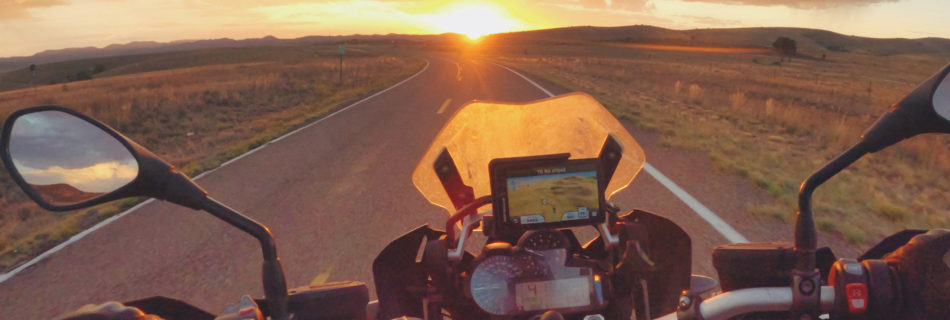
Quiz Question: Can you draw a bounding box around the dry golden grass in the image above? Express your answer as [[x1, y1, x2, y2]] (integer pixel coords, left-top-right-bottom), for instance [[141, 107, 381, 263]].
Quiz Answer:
[[0, 45, 424, 271], [487, 43, 949, 245]]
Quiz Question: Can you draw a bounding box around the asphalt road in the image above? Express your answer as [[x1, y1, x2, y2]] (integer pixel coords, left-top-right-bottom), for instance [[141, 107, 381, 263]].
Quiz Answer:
[[0, 53, 833, 319]]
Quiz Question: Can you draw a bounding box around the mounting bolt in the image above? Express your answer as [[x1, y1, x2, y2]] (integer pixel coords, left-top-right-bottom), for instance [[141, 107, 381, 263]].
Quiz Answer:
[[678, 296, 691, 309]]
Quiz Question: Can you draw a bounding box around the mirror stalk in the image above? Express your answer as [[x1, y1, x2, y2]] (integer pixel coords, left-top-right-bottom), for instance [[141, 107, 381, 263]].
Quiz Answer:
[[201, 197, 290, 320], [795, 141, 868, 269], [134, 152, 209, 210], [791, 142, 868, 319], [861, 106, 915, 153]]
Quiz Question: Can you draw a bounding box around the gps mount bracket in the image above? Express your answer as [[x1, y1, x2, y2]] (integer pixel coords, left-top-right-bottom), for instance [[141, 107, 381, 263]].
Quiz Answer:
[[434, 148, 475, 211], [448, 210, 490, 262], [598, 135, 624, 248]]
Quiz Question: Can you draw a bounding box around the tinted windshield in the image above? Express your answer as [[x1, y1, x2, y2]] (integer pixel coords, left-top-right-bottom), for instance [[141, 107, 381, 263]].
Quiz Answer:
[[412, 93, 646, 214]]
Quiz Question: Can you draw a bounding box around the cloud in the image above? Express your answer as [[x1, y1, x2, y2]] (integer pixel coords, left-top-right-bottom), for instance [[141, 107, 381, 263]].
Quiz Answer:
[[18, 160, 138, 193], [679, 0, 898, 9], [542, 0, 654, 11], [610, 0, 655, 11], [0, 0, 68, 19], [676, 14, 744, 27], [9, 110, 135, 170]]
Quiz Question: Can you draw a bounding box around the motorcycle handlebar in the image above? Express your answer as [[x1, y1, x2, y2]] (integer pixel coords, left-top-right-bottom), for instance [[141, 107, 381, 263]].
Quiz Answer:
[[654, 286, 836, 320]]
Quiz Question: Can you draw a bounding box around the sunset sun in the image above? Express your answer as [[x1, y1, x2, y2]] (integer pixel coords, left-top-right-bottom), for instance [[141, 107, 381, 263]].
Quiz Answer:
[[428, 2, 521, 39]]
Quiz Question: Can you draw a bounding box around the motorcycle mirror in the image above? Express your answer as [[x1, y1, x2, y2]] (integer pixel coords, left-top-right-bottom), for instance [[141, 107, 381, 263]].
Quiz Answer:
[[1, 106, 207, 211], [1, 106, 291, 319], [861, 63, 950, 152], [3, 109, 138, 208]]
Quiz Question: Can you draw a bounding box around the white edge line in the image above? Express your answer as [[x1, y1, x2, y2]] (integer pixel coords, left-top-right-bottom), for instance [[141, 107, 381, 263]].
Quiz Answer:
[[0, 59, 432, 284], [219, 144, 267, 168], [643, 164, 749, 243], [490, 62, 554, 97], [0, 199, 156, 283], [270, 60, 431, 143], [493, 61, 748, 244]]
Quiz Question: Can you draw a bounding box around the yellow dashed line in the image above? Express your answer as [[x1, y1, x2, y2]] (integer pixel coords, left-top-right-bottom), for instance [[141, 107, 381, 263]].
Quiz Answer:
[[309, 265, 334, 285], [437, 98, 452, 114]]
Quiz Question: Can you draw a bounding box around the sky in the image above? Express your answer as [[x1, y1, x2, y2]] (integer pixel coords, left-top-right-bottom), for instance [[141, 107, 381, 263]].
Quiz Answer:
[[1, 0, 949, 58]]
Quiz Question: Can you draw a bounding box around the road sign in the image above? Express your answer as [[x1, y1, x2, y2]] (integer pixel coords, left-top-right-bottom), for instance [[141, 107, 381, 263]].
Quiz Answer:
[[339, 44, 344, 84]]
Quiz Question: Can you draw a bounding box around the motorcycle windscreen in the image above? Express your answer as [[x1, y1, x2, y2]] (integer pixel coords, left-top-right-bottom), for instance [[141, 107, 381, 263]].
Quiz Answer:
[[412, 92, 646, 214]]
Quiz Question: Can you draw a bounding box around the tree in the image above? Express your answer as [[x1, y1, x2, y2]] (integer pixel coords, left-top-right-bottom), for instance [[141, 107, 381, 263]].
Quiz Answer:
[[75, 70, 92, 81], [772, 36, 797, 57]]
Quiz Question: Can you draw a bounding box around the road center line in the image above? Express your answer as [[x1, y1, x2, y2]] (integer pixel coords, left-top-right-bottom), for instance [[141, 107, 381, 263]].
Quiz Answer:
[[456, 62, 463, 82], [0, 60, 433, 284], [309, 265, 335, 285], [437, 98, 452, 114], [492, 62, 749, 244]]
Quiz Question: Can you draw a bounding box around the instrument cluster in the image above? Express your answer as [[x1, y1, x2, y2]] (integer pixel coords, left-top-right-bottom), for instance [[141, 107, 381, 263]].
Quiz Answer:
[[467, 230, 607, 316]]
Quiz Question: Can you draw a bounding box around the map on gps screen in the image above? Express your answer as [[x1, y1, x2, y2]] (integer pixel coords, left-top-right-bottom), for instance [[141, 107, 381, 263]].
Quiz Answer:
[[506, 171, 599, 224]]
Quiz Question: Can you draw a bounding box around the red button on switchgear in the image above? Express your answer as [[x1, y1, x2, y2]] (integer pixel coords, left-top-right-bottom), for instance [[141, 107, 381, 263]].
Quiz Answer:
[[845, 283, 867, 314]]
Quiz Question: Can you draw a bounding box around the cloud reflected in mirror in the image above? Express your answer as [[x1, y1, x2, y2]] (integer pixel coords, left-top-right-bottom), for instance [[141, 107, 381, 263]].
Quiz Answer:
[[7, 110, 138, 205]]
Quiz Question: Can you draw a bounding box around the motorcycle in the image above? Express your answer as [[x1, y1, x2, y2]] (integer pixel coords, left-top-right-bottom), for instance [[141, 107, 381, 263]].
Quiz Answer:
[[2, 61, 949, 320]]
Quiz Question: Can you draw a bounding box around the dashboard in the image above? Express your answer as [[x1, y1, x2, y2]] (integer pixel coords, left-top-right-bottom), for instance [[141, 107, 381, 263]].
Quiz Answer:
[[467, 230, 608, 316]]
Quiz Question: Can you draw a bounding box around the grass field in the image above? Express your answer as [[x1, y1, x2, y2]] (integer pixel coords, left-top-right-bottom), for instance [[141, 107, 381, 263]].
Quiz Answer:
[[0, 44, 424, 271], [478, 38, 949, 246], [508, 173, 599, 222]]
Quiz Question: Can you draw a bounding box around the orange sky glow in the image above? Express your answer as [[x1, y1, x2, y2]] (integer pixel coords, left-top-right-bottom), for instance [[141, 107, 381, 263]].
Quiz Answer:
[[1, 0, 949, 58]]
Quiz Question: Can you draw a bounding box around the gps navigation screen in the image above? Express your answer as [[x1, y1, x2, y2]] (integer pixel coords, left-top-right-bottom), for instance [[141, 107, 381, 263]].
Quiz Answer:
[[505, 163, 599, 224]]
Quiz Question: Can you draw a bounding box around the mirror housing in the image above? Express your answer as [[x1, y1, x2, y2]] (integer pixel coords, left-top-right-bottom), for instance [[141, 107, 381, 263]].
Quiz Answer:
[[1, 105, 207, 211], [861, 63, 950, 152], [1, 106, 291, 319]]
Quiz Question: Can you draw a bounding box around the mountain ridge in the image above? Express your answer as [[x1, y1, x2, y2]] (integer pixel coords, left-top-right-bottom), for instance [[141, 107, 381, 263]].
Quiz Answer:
[[3, 25, 949, 73]]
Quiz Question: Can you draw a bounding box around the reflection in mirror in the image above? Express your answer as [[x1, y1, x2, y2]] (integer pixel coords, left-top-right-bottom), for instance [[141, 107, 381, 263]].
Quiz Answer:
[[935, 72, 950, 121], [7, 111, 138, 206]]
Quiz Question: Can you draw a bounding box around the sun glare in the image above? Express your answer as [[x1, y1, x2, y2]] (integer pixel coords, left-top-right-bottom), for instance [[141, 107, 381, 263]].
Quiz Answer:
[[428, 2, 520, 39]]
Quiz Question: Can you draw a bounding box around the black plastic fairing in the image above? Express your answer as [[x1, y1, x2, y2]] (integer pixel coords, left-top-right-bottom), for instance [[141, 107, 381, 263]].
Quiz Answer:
[[616, 209, 691, 319], [373, 225, 450, 319], [124, 296, 215, 320], [858, 229, 927, 260]]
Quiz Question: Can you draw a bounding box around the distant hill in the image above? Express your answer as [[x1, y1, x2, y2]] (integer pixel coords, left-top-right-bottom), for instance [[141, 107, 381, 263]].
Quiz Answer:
[[32, 183, 102, 204], [3, 25, 947, 90], [0, 33, 464, 73], [0, 33, 468, 92], [483, 25, 950, 56]]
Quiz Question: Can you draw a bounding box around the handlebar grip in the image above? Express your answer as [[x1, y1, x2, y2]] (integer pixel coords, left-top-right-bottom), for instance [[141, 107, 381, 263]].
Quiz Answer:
[[862, 259, 901, 319], [827, 258, 903, 319]]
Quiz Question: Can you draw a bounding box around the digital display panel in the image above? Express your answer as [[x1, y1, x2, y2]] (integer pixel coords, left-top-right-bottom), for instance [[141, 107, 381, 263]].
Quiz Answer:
[[505, 163, 599, 225], [514, 277, 592, 311]]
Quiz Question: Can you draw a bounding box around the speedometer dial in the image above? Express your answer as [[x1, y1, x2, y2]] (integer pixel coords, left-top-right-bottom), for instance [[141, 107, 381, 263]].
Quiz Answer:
[[470, 255, 519, 315]]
